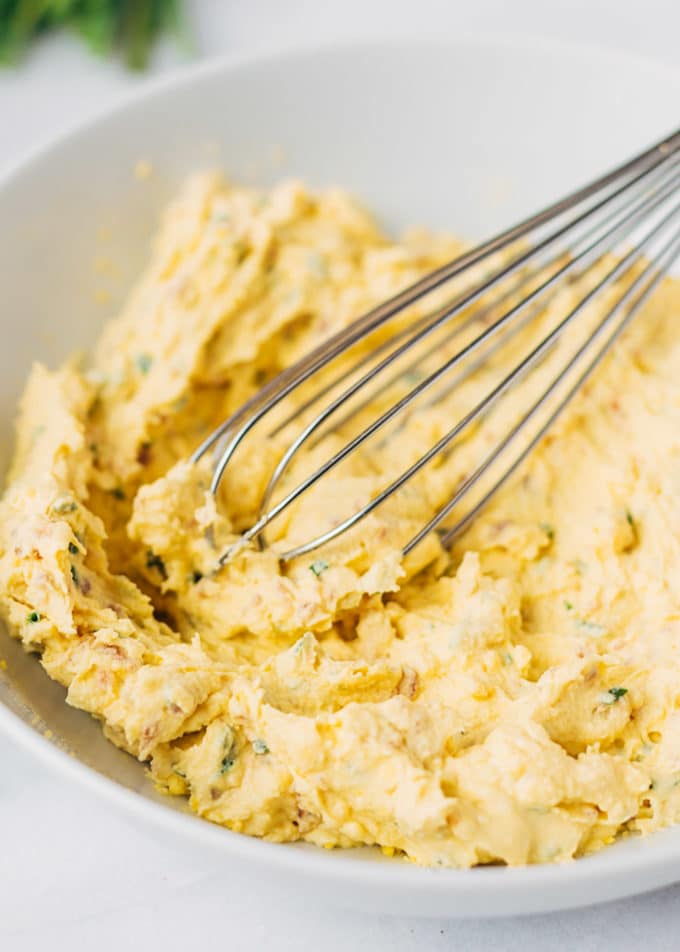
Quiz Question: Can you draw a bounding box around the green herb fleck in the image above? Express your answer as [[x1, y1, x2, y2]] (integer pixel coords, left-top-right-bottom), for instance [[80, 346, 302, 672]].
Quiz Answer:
[[577, 618, 606, 634], [110, 487, 126, 501], [252, 739, 269, 755], [564, 600, 574, 611], [70, 564, 80, 588], [605, 686, 628, 703], [540, 522, 555, 541], [68, 542, 79, 555], [309, 559, 329, 578], [501, 652, 513, 666], [52, 496, 77, 514], [146, 552, 167, 578], [626, 510, 635, 528], [220, 728, 237, 775], [135, 353, 153, 375], [26, 611, 40, 624], [191, 570, 203, 584]]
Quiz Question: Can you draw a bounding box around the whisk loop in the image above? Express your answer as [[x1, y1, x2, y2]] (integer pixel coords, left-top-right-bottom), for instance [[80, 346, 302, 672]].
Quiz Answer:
[[191, 127, 680, 566]]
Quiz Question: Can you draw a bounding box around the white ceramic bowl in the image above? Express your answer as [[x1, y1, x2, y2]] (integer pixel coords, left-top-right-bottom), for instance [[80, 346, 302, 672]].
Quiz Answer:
[[1, 36, 680, 919]]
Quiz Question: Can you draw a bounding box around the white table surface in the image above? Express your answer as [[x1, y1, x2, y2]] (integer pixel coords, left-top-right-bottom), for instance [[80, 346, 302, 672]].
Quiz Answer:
[[2, 1, 680, 949]]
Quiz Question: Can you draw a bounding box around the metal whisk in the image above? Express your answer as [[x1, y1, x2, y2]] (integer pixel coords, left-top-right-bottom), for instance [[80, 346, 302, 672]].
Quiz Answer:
[[192, 126, 680, 566]]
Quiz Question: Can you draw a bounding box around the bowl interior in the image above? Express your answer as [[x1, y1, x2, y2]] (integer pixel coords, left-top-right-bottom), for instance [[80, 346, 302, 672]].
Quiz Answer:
[[2, 37, 680, 916]]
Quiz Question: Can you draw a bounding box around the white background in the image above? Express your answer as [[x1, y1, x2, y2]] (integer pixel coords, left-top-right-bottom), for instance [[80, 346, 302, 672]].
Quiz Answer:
[[2, 1, 680, 949]]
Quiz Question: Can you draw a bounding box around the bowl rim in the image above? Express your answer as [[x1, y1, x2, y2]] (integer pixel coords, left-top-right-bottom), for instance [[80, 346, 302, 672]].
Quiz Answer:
[[2, 31, 680, 908], [2, 29, 680, 191]]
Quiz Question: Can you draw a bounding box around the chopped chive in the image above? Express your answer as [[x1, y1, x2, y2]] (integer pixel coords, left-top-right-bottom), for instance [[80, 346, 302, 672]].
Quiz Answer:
[[52, 497, 77, 514], [309, 559, 329, 577], [577, 618, 606, 634], [146, 552, 167, 578], [109, 487, 126, 501], [68, 542, 79, 555], [220, 728, 237, 774], [135, 353, 153, 375], [606, 686, 628, 703], [26, 611, 40, 624], [70, 565, 80, 588], [564, 600, 574, 611], [252, 739, 269, 755], [540, 522, 555, 541]]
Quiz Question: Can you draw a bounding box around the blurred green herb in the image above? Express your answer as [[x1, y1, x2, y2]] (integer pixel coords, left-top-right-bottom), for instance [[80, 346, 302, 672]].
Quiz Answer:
[[0, 1, 187, 70]]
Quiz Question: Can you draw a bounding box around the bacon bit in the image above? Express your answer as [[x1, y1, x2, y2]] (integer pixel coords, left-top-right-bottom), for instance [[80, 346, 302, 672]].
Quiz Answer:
[[397, 665, 419, 699], [293, 805, 320, 833], [167, 702, 183, 715], [102, 643, 126, 659], [142, 723, 159, 744], [210, 786, 223, 801], [80, 577, 92, 595], [136, 442, 152, 465]]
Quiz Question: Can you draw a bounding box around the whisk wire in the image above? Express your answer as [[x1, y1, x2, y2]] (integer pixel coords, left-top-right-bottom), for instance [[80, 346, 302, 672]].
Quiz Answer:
[[194, 127, 680, 567], [277, 198, 680, 561], [437, 226, 680, 550], [198, 129, 680, 486], [236, 166, 680, 558]]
